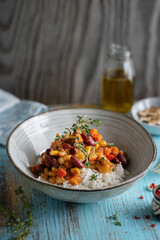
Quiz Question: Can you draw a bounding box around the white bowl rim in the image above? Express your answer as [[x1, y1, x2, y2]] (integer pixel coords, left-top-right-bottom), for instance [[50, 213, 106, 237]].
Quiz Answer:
[[7, 107, 157, 192], [131, 97, 160, 129]]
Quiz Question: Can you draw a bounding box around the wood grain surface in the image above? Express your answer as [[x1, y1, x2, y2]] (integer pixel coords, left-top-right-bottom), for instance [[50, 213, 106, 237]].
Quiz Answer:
[[0, 0, 160, 105]]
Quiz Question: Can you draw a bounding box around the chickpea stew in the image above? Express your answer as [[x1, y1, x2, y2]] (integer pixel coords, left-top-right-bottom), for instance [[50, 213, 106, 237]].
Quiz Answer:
[[29, 116, 128, 186]]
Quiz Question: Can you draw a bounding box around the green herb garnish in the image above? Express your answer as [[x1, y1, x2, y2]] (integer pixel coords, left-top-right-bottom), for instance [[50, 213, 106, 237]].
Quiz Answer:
[[88, 118, 103, 126], [100, 157, 105, 163], [115, 221, 122, 226], [0, 186, 33, 239], [75, 142, 90, 166], [89, 174, 98, 181], [54, 115, 102, 166], [112, 212, 118, 221], [105, 212, 122, 226], [85, 160, 91, 167], [55, 136, 61, 141], [107, 143, 114, 147], [56, 115, 102, 141]]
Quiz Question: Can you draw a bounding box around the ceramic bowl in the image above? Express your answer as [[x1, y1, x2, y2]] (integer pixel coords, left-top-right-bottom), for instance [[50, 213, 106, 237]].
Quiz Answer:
[[7, 108, 156, 203], [131, 97, 160, 135]]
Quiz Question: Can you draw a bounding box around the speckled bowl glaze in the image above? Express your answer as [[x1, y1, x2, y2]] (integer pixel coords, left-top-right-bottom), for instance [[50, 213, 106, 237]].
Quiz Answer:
[[7, 108, 156, 203], [131, 97, 160, 135], [152, 185, 160, 217]]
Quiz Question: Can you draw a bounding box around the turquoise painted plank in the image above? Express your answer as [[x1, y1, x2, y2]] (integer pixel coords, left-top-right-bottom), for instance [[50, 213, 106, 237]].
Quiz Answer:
[[0, 136, 160, 240]]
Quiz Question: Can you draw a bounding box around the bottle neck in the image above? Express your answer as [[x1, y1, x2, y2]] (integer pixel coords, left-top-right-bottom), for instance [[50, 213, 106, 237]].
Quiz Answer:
[[108, 44, 132, 60]]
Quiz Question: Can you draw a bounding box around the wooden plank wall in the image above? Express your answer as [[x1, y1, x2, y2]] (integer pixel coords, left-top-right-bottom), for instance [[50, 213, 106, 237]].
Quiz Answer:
[[0, 0, 160, 105]]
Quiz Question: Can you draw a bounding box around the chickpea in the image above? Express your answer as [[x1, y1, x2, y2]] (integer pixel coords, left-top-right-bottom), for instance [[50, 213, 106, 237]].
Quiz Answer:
[[48, 171, 56, 177], [44, 168, 49, 175], [58, 151, 66, 157], [64, 155, 72, 161], [49, 177, 56, 184], [41, 173, 48, 180], [51, 167, 58, 175], [56, 176, 65, 184], [58, 157, 65, 165]]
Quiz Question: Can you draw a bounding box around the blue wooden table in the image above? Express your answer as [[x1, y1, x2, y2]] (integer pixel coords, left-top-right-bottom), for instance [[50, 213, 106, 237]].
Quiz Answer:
[[0, 120, 160, 240]]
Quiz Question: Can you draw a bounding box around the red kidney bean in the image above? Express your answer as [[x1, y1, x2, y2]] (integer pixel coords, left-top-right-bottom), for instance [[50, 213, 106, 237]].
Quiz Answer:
[[111, 157, 120, 164], [45, 155, 59, 168], [65, 138, 75, 146], [45, 148, 51, 155], [117, 152, 127, 166], [63, 142, 72, 149], [70, 147, 78, 155], [81, 133, 95, 146], [70, 156, 84, 168], [38, 164, 45, 173]]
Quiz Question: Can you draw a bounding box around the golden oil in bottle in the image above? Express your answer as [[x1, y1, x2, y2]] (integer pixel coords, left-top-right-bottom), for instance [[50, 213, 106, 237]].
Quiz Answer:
[[102, 69, 134, 113], [102, 44, 135, 113]]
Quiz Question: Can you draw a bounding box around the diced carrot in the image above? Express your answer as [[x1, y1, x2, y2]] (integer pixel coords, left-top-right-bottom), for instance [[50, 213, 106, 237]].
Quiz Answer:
[[92, 133, 103, 142], [103, 147, 112, 156], [90, 129, 97, 136], [57, 169, 67, 178], [107, 154, 115, 161], [76, 133, 83, 143], [68, 175, 81, 185], [111, 147, 119, 156]]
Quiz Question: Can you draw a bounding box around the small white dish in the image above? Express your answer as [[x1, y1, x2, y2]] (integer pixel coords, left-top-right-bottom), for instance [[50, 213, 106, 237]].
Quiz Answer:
[[131, 97, 160, 135]]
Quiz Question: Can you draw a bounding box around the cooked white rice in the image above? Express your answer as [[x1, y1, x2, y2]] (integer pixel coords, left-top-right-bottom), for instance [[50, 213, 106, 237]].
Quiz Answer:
[[39, 163, 128, 189]]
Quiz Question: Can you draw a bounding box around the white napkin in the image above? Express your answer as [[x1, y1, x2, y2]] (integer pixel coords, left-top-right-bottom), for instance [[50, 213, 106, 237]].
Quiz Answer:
[[0, 89, 48, 146], [0, 89, 20, 113]]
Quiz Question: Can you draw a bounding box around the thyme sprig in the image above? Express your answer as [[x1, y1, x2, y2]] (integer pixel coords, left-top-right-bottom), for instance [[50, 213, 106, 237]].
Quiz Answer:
[[75, 142, 90, 166], [55, 115, 102, 141], [75, 142, 88, 158], [55, 115, 102, 166], [0, 186, 33, 240], [84, 159, 91, 167], [89, 174, 98, 181], [87, 118, 103, 126], [105, 212, 122, 226], [106, 143, 114, 147]]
